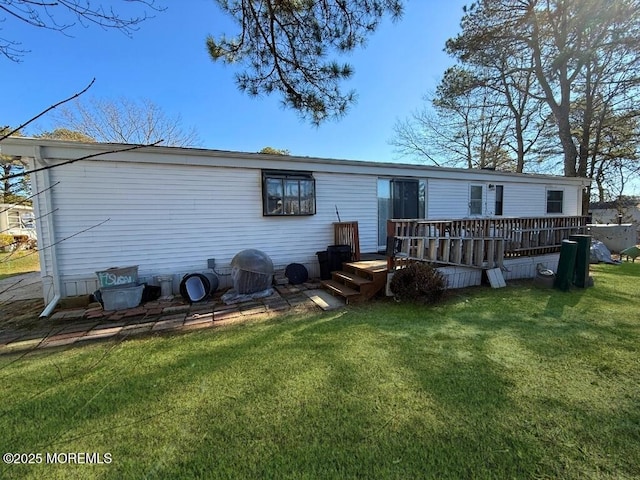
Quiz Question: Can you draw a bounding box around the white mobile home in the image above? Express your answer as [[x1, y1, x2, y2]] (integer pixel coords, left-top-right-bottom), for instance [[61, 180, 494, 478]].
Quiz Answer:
[[1, 138, 590, 307], [0, 203, 36, 247]]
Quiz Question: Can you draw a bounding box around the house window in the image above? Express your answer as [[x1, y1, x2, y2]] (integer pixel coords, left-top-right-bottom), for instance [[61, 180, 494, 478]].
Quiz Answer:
[[262, 170, 316, 216], [470, 185, 483, 215], [546, 189, 564, 214], [495, 185, 504, 216]]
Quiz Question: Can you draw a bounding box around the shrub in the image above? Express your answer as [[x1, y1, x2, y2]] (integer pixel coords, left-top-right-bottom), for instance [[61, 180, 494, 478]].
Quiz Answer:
[[0, 233, 14, 252], [389, 262, 447, 304]]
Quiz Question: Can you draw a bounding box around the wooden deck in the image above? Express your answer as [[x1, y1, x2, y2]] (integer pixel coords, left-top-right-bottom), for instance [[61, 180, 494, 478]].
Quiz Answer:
[[322, 216, 589, 302], [387, 216, 589, 270]]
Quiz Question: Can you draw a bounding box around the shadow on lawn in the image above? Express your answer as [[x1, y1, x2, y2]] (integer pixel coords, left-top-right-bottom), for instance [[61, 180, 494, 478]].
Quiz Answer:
[[156, 311, 638, 478], [133, 317, 528, 478], [2, 307, 639, 479], [1, 313, 406, 477], [0, 321, 297, 476], [2, 263, 639, 478]]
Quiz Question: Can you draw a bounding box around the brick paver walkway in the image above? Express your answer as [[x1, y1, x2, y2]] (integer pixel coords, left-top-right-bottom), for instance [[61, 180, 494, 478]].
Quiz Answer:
[[0, 282, 327, 353]]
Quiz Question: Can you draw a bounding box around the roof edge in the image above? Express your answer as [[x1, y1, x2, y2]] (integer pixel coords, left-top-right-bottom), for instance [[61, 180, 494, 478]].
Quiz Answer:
[[1, 137, 592, 184]]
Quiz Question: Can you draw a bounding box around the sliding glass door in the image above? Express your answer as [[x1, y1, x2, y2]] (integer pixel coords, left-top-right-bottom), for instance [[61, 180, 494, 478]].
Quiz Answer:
[[378, 178, 426, 251]]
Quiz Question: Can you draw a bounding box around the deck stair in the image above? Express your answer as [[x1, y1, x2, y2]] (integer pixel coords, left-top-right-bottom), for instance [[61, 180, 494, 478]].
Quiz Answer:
[[321, 260, 388, 304]]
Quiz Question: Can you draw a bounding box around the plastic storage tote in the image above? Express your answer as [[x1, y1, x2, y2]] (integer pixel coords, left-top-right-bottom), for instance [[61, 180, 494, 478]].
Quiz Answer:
[[101, 284, 144, 311]]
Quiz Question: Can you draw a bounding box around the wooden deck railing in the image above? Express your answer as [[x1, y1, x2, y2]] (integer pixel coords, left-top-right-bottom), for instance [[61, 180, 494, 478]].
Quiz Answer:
[[387, 216, 589, 270], [392, 236, 505, 269]]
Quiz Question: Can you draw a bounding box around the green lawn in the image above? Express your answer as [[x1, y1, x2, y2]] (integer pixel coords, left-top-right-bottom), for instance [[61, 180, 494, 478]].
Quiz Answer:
[[1, 263, 639, 479], [0, 251, 41, 280]]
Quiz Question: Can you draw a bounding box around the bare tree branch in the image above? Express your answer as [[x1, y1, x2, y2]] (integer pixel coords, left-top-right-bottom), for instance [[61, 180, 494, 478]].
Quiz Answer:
[[1, 141, 162, 182], [0, 181, 59, 215], [0, 216, 110, 271], [49, 97, 200, 146], [1, 78, 95, 141], [0, 0, 164, 61]]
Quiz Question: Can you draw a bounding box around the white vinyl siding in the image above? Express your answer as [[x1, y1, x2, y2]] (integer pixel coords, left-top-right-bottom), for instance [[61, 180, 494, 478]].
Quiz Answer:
[[37, 161, 378, 298], [316, 172, 378, 253], [502, 183, 545, 216], [38, 164, 585, 278], [427, 181, 579, 219], [427, 181, 471, 219], [49, 163, 303, 274], [5, 138, 588, 302]]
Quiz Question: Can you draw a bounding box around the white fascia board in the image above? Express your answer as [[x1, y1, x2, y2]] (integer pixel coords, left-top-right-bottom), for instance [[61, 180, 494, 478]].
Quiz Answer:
[[1, 137, 591, 187]]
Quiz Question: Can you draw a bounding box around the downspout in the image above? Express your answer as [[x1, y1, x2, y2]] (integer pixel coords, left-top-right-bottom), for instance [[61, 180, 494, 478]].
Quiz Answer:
[[34, 146, 62, 317]]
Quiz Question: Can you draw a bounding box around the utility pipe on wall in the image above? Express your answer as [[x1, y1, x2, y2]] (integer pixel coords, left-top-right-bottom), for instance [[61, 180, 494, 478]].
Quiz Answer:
[[33, 146, 63, 317]]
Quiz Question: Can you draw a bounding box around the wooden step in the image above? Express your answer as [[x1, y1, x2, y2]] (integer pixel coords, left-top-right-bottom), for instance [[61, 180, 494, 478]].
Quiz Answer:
[[333, 270, 372, 287], [322, 260, 389, 304], [320, 279, 360, 298], [343, 260, 388, 277]]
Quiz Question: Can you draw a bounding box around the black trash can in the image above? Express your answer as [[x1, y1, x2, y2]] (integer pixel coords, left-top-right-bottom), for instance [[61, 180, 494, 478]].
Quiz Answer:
[[570, 234, 591, 288], [327, 244, 351, 273], [554, 240, 578, 291], [316, 250, 330, 280], [179, 272, 219, 303]]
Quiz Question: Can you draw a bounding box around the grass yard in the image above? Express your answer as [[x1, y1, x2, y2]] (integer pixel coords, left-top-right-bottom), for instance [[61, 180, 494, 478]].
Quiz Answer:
[[0, 251, 41, 280], [0, 262, 638, 479]]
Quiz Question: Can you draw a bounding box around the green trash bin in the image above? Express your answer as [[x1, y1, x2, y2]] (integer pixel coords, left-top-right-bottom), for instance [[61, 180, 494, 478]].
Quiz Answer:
[[570, 234, 591, 288], [554, 240, 578, 291]]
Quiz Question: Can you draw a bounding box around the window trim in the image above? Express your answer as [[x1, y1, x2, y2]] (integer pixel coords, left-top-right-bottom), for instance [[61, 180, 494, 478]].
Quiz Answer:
[[546, 189, 564, 214], [262, 170, 316, 216]]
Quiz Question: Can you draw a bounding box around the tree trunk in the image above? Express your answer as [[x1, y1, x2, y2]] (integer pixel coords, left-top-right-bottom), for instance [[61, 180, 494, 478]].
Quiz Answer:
[[514, 115, 525, 173], [582, 190, 590, 216], [578, 64, 594, 178], [528, 3, 578, 177], [2, 164, 12, 202], [557, 113, 578, 177], [557, 70, 579, 177]]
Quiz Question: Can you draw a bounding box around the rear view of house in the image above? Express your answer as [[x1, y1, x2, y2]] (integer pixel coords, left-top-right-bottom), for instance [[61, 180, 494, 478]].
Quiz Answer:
[[1, 138, 590, 312]]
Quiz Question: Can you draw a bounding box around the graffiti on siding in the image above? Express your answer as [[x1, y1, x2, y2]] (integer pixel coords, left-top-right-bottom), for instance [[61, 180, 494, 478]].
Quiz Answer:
[[97, 271, 136, 287]]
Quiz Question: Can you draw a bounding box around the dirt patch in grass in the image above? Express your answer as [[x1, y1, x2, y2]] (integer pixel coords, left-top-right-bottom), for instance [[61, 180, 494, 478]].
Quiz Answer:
[[0, 270, 44, 328], [0, 297, 45, 330]]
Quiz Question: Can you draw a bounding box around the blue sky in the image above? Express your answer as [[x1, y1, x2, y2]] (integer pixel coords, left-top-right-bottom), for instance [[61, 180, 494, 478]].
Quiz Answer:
[[2, 0, 468, 162]]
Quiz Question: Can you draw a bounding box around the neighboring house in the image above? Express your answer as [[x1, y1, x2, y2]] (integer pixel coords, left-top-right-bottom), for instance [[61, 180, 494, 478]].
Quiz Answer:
[[589, 196, 640, 242], [0, 203, 36, 247], [2, 138, 590, 308]]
